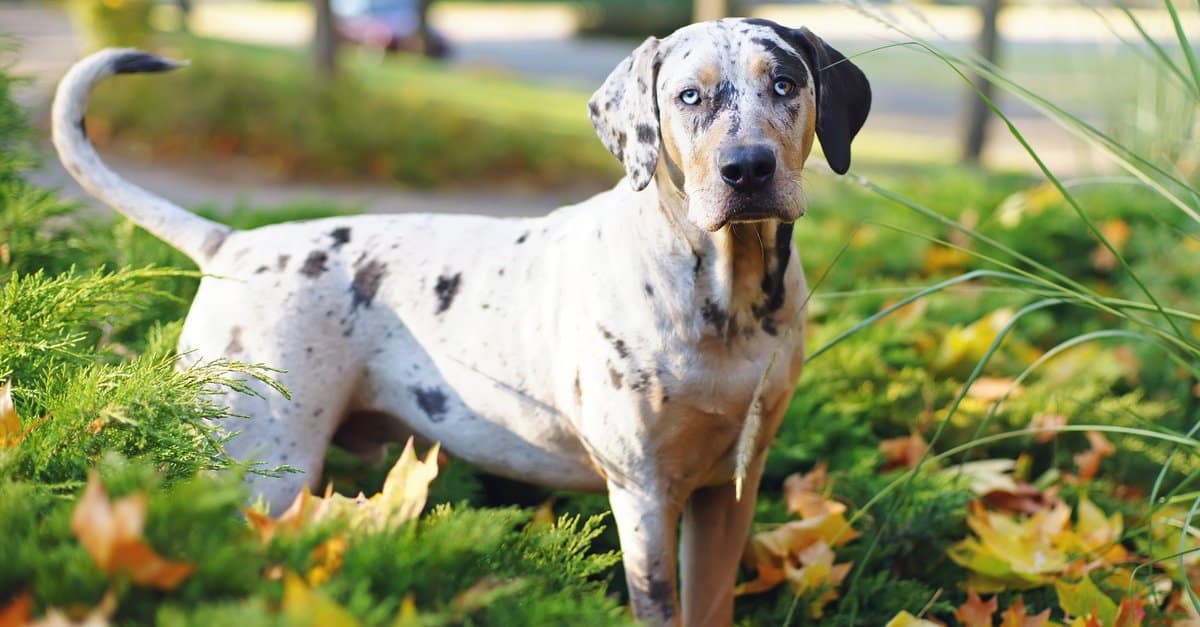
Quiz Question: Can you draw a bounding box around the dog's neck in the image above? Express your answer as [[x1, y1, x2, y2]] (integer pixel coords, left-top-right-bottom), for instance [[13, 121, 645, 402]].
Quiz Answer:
[[644, 176, 797, 341]]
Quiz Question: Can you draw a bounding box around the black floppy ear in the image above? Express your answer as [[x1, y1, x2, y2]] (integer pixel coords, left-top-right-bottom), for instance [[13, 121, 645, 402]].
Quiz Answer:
[[588, 37, 662, 191], [792, 28, 871, 175]]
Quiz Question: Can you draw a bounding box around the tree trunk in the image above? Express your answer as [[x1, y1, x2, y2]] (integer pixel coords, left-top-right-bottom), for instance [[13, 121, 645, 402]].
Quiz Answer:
[[961, 0, 1002, 165], [417, 0, 434, 56], [693, 0, 728, 23], [313, 0, 338, 80]]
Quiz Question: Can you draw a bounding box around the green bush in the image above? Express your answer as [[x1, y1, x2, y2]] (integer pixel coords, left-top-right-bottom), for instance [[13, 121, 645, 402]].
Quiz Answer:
[[65, 0, 155, 51]]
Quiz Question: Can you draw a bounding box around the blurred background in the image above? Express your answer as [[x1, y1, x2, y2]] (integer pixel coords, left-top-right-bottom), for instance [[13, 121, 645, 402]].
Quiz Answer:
[[4, 0, 1195, 215]]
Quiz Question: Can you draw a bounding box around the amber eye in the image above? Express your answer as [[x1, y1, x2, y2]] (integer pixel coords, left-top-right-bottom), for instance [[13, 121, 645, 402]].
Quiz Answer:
[[772, 78, 795, 97], [680, 88, 701, 106]]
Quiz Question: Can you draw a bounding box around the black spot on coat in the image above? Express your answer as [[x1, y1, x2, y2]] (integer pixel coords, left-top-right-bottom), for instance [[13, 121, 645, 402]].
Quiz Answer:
[[434, 273, 461, 314], [300, 250, 328, 277], [224, 326, 244, 355], [329, 227, 351, 248], [410, 386, 449, 422], [350, 259, 386, 309], [701, 299, 728, 333], [598, 325, 630, 359], [609, 365, 624, 390]]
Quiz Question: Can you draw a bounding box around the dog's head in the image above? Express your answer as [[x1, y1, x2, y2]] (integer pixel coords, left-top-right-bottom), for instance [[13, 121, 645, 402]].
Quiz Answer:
[[588, 19, 871, 232]]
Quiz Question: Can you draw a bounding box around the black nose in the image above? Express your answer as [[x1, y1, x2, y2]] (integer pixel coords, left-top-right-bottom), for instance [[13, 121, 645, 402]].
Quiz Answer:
[[718, 145, 776, 192]]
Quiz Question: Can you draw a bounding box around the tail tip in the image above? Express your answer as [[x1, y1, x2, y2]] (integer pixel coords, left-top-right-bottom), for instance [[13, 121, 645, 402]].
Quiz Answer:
[[111, 51, 187, 75]]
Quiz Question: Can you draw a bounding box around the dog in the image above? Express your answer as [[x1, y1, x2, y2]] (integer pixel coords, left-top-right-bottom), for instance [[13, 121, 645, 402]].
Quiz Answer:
[[52, 18, 869, 626]]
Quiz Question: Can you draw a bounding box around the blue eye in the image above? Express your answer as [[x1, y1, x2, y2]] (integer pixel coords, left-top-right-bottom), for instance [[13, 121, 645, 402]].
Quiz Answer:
[[773, 78, 796, 97], [680, 89, 701, 106]]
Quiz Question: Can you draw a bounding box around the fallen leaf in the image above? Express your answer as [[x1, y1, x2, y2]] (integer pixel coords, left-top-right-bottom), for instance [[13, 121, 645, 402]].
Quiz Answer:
[[1029, 413, 1067, 443], [1056, 576, 1117, 626], [880, 432, 927, 471], [0, 381, 22, 447], [954, 588, 998, 627], [982, 484, 1060, 516], [932, 309, 1015, 375], [737, 486, 857, 610], [531, 499, 556, 529], [71, 472, 194, 590], [0, 592, 32, 627], [282, 572, 361, 627], [306, 536, 347, 586], [964, 376, 1021, 403], [999, 597, 1050, 627], [1114, 596, 1145, 627], [1074, 432, 1116, 482], [253, 437, 441, 539], [886, 611, 943, 627]]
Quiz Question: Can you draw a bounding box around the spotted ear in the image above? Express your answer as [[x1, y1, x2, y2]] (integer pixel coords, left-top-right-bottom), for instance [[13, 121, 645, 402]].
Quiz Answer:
[[793, 28, 871, 175], [589, 37, 662, 191]]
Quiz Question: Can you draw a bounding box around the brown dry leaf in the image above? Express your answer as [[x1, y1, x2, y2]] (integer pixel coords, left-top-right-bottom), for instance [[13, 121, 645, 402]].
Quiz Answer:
[[879, 432, 927, 471], [999, 597, 1050, 627], [954, 588, 997, 627], [783, 462, 828, 516], [0, 381, 22, 447], [783, 540, 852, 619], [1074, 431, 1116, 482], [0, 592, 32, 627], [70, 472, 194, 590], [983, 484, 1060, 516], [1030, 413, 1067, 443], [965, 376, 1021, 402]]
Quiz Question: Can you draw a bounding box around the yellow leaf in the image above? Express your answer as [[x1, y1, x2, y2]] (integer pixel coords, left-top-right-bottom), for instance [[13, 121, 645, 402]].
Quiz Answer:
[[283, 572, 361, 627], [392, 594, 419, 627], [252, 437, 441, 540], [531, 499, 556, 529], [70, 472, 194, 590], [886, 611, 942, 627], [964, 376, 1021, 403], [306, 536, 348, 586], [0, 381, 22, 447], [372, 439, 440, 529]]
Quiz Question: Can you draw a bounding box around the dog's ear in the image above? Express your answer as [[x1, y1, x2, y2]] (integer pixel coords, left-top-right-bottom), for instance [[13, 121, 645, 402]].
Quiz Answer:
[[589, 37, 662, 191], [792, 28, 871, 175]]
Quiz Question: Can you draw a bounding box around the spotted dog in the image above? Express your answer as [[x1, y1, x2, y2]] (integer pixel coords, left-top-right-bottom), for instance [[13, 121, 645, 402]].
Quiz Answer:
[[52, 18, 869, 627]]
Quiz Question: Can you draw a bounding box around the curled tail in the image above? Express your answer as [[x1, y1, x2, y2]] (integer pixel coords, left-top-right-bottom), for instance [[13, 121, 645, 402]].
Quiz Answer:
[[52, 49, 233, 268]]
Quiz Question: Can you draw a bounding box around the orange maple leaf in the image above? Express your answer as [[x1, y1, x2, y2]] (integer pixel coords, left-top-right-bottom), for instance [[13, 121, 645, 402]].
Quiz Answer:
[[999, 597, 1050, 627], [880, 432, 928, 471], [954, 588, 997, 627], [0, 592, 32, 627], [71, 472, 194, 590], [1074, 431, 1116, 482]]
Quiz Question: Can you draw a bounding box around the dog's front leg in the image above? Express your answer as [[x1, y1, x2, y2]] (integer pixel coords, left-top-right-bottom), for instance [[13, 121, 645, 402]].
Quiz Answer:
[[607, 480, 682, 626], [678, 452, 767, 627]]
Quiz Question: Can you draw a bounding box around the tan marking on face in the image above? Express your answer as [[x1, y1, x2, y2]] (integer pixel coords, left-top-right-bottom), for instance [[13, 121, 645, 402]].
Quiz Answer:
[[661, 121, 686, 176], [750, 54, 770, 79], [686, 114, 731, 192], [696, 61, 719, 87]]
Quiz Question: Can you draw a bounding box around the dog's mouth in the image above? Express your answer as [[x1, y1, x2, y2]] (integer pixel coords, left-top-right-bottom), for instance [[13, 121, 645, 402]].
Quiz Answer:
[[710, 191, 799, 229]]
